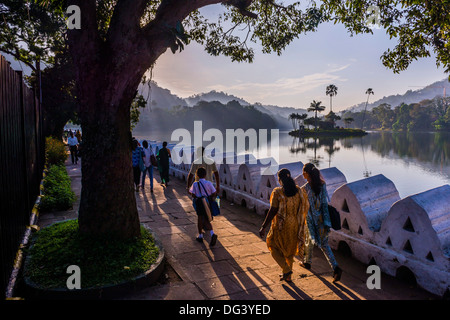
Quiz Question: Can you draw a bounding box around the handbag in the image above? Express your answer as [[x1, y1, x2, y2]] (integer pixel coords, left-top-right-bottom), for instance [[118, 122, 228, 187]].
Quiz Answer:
[[199, 181, 220, 217], [150, 154, 157, 167], [328, 204, 341, 230]]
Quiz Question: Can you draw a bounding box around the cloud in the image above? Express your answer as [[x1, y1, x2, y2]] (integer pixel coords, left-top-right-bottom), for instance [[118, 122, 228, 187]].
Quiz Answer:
[[207, 65, 350, 101]]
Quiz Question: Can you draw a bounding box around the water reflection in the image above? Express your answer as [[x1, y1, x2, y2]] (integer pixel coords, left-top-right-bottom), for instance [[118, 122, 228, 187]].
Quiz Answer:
[[288, 131, 450, 188], [134, 129, 449, 196]]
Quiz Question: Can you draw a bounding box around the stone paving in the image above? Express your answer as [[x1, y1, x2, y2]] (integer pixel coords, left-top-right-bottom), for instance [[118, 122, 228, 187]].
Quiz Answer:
[[36, 160, 438, 300]]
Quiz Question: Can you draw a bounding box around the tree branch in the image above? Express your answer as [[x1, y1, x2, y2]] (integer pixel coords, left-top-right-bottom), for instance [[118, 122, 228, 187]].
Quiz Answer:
[[107, 0, 149, 44], [67, 0, 101, 61], [0, 47, 37, 72], [226, 0, 258, 19]]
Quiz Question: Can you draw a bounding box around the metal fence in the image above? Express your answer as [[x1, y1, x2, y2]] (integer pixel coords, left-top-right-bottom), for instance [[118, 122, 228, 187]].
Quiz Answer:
[[0, 54, 44, 298]]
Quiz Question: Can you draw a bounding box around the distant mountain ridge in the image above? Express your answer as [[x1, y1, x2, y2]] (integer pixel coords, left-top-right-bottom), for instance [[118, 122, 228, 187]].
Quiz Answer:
[[137, 81, 307, 129], [137, 78, 449, 129], [185, 90, 250, 107], [344, 79, 449, 113]]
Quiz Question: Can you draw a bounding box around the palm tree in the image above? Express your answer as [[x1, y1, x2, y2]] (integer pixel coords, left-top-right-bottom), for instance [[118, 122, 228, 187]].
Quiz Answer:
[[307, 100, 326, 131], [344, 117, 354, 128], [326, 84, 338, 113], [289, 113, 298, 131], [297, 113, 308, 129], [361, 88, 374, 130]]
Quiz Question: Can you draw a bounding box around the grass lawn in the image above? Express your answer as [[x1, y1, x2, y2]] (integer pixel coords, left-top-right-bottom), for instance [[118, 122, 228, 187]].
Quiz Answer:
[[23, 219, 160, 289]]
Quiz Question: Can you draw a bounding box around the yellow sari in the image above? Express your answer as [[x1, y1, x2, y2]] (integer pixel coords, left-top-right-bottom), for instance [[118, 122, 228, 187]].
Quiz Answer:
[[266, 186, 310, 273]]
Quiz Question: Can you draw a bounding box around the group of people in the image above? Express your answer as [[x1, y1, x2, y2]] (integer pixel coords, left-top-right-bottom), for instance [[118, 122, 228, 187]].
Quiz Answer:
[[259, 163, 342, 283], [131, 140, 341, 283], [131, 138, 172, 192]]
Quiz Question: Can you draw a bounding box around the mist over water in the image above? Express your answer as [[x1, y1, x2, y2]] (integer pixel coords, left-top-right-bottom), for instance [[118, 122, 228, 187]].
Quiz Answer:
[[134, 129, 450, 198]]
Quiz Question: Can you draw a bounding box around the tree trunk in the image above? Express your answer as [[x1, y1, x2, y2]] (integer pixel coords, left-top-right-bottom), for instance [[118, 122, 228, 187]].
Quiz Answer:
[[66, 0, 182, 240], [315, 111, 318, 130], [72, 44, 153, 239], [77, 76, 142, 239]]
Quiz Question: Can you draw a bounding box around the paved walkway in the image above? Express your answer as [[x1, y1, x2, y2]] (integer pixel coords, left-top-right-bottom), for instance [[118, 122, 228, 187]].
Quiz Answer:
[[37, 160, 438, 300]]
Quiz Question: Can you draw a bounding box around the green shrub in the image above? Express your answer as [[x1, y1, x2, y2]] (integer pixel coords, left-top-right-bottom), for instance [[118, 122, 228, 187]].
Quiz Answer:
[[24, 220, 160, 289], [45, 136, 68, 166], [38, 164, 76, 212]]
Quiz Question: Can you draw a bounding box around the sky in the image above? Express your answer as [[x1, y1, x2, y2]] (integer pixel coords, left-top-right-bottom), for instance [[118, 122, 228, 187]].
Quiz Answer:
[[4, 2, 447, 113], [149, 4, 448, 112]]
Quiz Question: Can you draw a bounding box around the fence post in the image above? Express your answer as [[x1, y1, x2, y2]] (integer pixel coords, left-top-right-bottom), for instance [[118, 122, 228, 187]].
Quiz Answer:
[[17, 71, 32, 211]]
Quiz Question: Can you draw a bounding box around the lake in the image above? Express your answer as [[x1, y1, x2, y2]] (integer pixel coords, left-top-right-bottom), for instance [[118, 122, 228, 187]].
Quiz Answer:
[[134, 130, 450, 199]]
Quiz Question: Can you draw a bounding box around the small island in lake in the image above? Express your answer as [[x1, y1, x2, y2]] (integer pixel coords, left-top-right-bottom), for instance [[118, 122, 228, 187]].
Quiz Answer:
[[289, 127, 368, 138]]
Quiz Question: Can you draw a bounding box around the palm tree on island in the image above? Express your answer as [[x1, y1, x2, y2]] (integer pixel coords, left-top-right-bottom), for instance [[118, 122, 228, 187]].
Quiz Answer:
[[289, 113, 298, 131], [344, 117, 355, 128], [307, 100, 326, 131], [297, 113, 308, 127], [361, 88, 374, 130], [326, 84, 338, 127], [326, 84, 338, 113]]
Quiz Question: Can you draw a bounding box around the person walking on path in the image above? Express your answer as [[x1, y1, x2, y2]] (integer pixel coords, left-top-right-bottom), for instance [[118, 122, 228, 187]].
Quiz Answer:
[[132, 138, 145, 192], [301, 163, 343, 282], [259, 168, 310, 282], [67, 131, 79, 165], [187, 146, 220, 195], [156, 141, 171, 186], [189, 167, 218, 246], [141, 140, 155, 192], [75, 129, 82, 143]]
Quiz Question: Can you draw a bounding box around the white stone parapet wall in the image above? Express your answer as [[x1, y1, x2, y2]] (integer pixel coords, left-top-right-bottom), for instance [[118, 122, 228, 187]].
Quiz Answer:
[[159, 143, 449, 297]]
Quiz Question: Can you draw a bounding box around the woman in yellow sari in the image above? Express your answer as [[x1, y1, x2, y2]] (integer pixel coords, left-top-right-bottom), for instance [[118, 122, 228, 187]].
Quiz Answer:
[[259, 168, 309, 282]]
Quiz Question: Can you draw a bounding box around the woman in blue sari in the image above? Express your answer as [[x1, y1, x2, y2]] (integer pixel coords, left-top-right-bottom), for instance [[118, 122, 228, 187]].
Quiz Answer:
[[301, 163, 342, 282]]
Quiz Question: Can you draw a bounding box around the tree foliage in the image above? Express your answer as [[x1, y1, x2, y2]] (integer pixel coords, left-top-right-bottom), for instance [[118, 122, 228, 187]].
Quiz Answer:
[[26, 0, 449, 78], [341, 97, 450, 132], [322, 0, 450, 79], [0, 0, 66, 71]]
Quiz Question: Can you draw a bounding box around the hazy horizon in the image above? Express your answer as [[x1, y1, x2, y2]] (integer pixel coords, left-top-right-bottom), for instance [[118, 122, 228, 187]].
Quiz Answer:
[[149, 4, 448, 112]]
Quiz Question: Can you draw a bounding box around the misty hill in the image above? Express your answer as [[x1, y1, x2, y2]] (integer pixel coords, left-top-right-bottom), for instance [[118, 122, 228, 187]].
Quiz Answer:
[[137, 81, 188, 112], [344, 79, 449, 113], [185, 90, 250, 107], [137, 81, 308, 129], [133, 100, 278, 136], [253, 103, 311, 129]]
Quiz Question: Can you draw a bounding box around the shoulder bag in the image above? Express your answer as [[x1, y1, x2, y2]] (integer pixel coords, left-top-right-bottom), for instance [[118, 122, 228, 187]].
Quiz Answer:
[[199, 181, 220, 217], [328, 204, 341, 230]]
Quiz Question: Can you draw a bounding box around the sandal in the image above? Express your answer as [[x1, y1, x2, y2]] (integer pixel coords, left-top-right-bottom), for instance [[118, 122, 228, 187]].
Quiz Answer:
[[333, 266, 342, 283], [279, 271, 293, 282], [300, 262, 311, 270]]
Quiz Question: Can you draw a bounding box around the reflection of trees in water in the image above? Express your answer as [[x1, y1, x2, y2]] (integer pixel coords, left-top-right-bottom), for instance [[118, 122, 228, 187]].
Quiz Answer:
[[361, 137, 371, 178], [323, 138, 340, 168], [289, 132, 449, 174], [290, 136, 341, 168], [289, 136, 306, 154], [360, 132, 449, 168]]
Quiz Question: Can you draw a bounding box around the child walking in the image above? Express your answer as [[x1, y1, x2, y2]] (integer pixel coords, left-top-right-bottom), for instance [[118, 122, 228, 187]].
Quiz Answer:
[[189, 167, 218, 246]]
